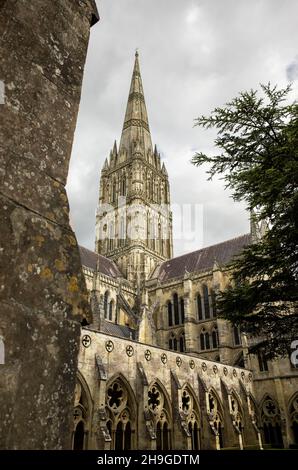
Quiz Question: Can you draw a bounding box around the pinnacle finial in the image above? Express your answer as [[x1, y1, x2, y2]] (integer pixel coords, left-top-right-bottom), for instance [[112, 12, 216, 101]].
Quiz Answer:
[[135, 48, 139, 58]]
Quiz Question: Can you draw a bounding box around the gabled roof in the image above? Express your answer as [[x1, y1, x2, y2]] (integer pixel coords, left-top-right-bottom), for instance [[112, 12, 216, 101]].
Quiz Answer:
[[150, 234, 251, 283], [79, 246, 123, 279], [100, 320, 136, 340]]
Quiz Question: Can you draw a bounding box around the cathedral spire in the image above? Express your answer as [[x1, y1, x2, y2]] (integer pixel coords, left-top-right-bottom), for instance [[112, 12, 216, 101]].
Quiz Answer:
[[119, 51, 153, 155]]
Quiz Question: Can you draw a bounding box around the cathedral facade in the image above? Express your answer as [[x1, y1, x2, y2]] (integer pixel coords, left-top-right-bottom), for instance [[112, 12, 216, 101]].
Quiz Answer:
[[73, 53, 298, 450]]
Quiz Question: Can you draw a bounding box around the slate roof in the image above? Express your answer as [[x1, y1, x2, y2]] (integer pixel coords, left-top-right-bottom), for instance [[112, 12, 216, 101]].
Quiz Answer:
[[150, 234, 251, 283], [100, 320, 136, 340], [79, 246, 123, 279]]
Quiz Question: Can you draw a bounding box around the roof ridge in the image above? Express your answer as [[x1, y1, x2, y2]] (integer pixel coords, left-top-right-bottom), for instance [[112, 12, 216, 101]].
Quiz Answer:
[[161, 233, 251, 264]]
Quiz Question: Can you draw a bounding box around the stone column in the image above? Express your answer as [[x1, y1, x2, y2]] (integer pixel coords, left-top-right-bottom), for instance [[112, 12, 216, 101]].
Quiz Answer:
[[0, 0, 99, 449]]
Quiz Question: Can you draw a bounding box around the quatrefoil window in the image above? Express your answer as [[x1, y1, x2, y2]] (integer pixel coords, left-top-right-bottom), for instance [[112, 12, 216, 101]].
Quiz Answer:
[[107, 382, 124, 409], [148, 386, 160, 411]]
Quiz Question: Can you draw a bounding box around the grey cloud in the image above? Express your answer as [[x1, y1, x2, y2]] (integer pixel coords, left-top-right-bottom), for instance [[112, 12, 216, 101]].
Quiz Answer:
[[67, 0, 298, 257], [286, 56, 298, 82]]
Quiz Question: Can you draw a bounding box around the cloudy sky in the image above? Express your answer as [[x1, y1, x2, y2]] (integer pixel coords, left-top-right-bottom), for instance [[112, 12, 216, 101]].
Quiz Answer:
[[67, 0, 298, 257]]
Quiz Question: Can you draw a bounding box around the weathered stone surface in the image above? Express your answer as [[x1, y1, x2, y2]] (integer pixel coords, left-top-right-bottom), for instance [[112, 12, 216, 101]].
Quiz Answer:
[[0, 0, 98, 449]]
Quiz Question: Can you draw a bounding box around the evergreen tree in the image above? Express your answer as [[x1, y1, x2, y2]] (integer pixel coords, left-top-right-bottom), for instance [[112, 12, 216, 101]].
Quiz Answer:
[[192, 84, 298, 359]]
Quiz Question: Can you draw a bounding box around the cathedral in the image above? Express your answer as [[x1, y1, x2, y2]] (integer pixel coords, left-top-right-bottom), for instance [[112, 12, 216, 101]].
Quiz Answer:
[[73, 52, 298, 451]]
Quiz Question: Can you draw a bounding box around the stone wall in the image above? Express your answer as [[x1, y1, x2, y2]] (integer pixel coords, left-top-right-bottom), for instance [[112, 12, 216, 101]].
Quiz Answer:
[[0, 0, 98, 449], [77, 329, 259, 450]]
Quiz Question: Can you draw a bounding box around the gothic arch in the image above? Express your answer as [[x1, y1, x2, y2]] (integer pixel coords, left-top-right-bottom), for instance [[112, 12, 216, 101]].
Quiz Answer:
[[178, 330, 185, 352], [168, 332, 177, 351], [72, 372, 93, 450], [105, 373, 137, 450], [207, 387, 224, 448], [148, 379, 173, 450], [259, 394, 283, 448], [167, 299, 173, 327], [202, 284, 210, 319], [229, 389, 244, 435], [199, 327, 210, 351], [196, 291, 203, 320], [108, 299, 114, 321], [106, 372, 137, 413], [211, 324, 219, 349], [103, 290, 110, 319], [289, 392, 298, 444], [180, 383, 201, 450]]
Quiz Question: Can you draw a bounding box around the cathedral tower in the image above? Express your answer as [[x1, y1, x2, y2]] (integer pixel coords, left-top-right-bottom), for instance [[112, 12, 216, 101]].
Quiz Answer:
[[95, 52, 173, 285]]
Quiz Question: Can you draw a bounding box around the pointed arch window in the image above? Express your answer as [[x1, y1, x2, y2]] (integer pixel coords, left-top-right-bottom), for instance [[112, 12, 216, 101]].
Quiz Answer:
[[106, 378, 135, 450], [124, 421, 132, 450], [121, 178, 126, 196], [148, 383, 171, 450], [167, 301, 173, 327], [120, 217, 125, 245], [188, 421, 199, 450], [112, 181, 117, 203], [109, 300, 114, 321], [203, 285, 210, 319], [115, 421, 123, 450], [164, 185, 168, 203], [233, 325, 241, 346], [170, 335, 178, 351], [212, 326, 219, 349], [151, 218, 155, 250], [180, 298, 185, 323], [169, 333, 177, 351], [150, 178, 154, 200], [261, 396, 283, 447], [200, 331, 205, 351], [257, 349, 269, 372], [173, 293, 179, 325], [200, 328, 210, 350], [208, 390, 224, 448], [72, 378, 91, 450], [109, 221, 114, 250], [197, 294, 203, 321], [210, 289, 217, 317], [114, 420, 132, 450], [179, 332, 185, 352], [205, 330, 210, 349], [104, 291, 109, 319], [289, 394, 298, 445]]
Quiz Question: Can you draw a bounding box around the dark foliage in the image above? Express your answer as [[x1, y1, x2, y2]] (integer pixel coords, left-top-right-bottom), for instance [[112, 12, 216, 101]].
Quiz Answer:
[[192, 84, 298, 358]]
